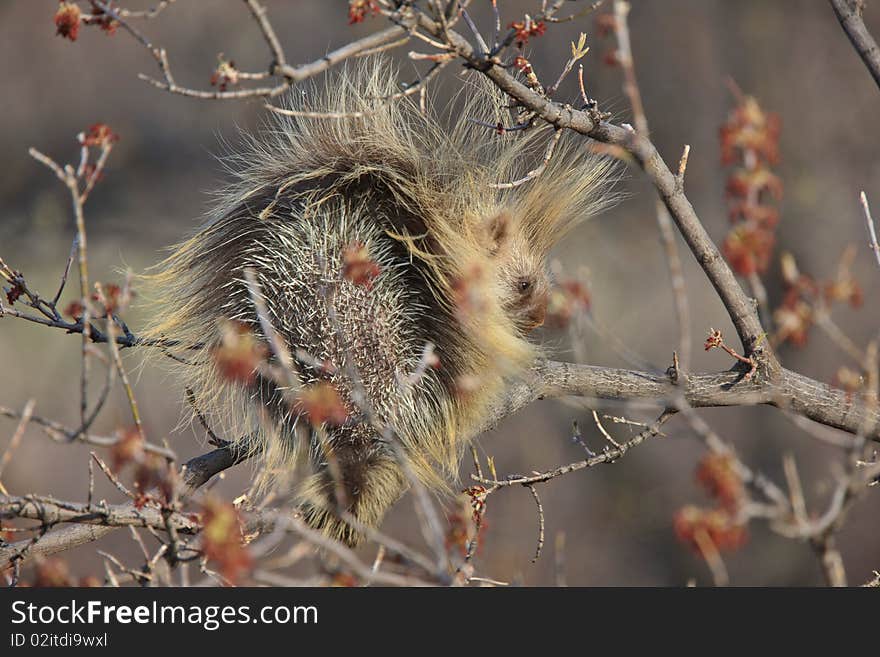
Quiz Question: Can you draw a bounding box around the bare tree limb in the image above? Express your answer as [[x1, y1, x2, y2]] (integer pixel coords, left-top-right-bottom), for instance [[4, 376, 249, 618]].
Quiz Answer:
[[484, 360, 880, 441], [830, 0, 880, 91], [0, 441, 251, 565], [0, 496, 199, 533]]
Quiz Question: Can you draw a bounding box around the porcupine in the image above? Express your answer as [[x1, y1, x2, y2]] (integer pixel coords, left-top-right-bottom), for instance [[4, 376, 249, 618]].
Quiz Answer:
[[143, 59, 615, 545]]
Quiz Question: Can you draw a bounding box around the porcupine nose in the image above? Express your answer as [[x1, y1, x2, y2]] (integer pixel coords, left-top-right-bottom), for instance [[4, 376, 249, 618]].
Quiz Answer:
[[526, 290, 548, 331]]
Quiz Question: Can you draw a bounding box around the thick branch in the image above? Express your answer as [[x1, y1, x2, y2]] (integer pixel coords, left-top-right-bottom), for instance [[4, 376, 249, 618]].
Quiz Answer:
[[830, 0, 880, 91], [0, 442, 250, 565], [484, 360, 880, 441], [0, 496, 199, 533], [181, 435, 260, 495]]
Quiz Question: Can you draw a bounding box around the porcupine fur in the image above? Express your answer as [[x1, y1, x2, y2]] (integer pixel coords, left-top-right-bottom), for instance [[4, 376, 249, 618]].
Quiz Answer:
[[142, 59, 615, 545]]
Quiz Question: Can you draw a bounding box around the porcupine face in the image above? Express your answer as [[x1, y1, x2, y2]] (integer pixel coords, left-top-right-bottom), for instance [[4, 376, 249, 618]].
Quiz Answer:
[[480, 211, 550, 334]]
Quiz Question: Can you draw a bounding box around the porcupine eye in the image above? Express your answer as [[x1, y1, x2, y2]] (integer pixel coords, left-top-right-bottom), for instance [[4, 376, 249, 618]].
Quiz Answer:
[[508, 273, 547, 333]]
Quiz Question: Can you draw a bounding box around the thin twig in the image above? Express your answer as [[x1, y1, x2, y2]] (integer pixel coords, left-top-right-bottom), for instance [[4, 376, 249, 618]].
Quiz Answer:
[[611, 0, 692, 372], [861, 191, 880, 269], [91, 452, 137, 500], [0, 399, 36, 488], [0, 406, 174, 459], [693, 527, 729, 586], [475, 411, 674, 489], [525, 484, 545, 563], [95, 282, 143, 437]]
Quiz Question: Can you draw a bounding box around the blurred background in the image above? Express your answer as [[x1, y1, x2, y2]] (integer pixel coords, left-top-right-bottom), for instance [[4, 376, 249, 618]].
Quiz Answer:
[[1, 0, 879, 586]]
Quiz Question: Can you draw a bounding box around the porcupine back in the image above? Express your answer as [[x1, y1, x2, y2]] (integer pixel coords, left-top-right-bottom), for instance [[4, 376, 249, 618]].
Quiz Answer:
[[142, 59, 615, 543]]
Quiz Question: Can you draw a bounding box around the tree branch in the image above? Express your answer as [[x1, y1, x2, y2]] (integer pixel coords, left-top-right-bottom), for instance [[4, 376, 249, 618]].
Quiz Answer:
[[484, 360, 880, 441], [0, 441, 251, 565], [830, 0, 880, 91], [0, 496, 199, 533]]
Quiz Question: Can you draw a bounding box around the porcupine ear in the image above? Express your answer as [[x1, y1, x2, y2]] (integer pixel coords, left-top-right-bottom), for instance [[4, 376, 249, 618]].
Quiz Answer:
[[477, 211, 513, 256]]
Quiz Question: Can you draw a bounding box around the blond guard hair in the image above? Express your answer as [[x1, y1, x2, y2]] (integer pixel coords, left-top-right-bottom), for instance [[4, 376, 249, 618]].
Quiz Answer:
[[142, 58, 615, 544]]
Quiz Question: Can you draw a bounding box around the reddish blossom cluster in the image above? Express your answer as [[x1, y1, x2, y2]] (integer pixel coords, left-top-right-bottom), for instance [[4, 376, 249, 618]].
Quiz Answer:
[[96, 282, 127, 316], [703, 328, 724, 351], [545, 277, 591, 329], [210, 57, 240, 92], [674, 452, 748, 554], [88, 1, 119, 35], [673, 505, 748, 553], [75, 123, 120, 187], [95, 282, 124, 314], [200, 497, 253, 585], [509, 18, 546, 47], [513, 55, 533, 74], [444, 485, 489, 557], [512, 54, 542, 94], [695, 453, 743, 512], [593, 12, 617, 38], [63, 282, 130, 320], [55, 2, 81, 41], [82, 123, 119, 148], [295, 381, 349, 427], [773, 249, 863, 348], [773, 253, 817, 347], [464, 484, 488, 523], [445, 509, 471, 557], [719, 94, 782, 277], [348, 0, 380, 25], [445, 491, 487, 558], [330, 572, 359, 587], [342, 242, 381, 289], [601, 50, 622, 68], [723, 223, 774, 277], [110, 427, 175, 507], [63, 299, 85, 320], [212, 320, 269, 386], [592, 12, 622, 67], [21, 557, 101, 588], [4, 272, 25, 306], [110, 426, 145, 470], [54, 2, 119, 42], [824, 246, 864, 308], [451, 262, 489, 323]]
